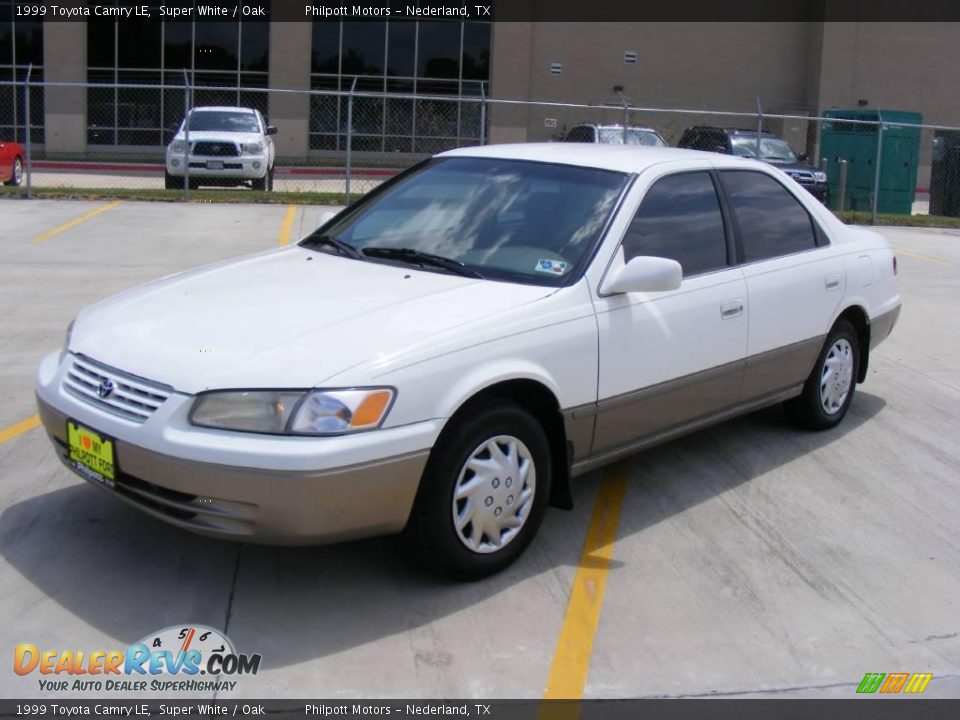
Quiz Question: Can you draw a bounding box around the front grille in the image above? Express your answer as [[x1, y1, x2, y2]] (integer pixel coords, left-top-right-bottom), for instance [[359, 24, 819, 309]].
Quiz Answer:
[[63, 355, 173, 423], [193, 141, 239, 157]]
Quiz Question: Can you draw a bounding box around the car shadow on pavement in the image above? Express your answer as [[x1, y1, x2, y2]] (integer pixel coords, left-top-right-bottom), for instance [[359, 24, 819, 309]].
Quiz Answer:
[[1, 392, 886, 668]]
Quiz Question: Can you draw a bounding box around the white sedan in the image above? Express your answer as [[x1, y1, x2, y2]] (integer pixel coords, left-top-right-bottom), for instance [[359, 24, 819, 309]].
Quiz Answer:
[[165, 106, 276, 191], [36, 144, 901, 579]]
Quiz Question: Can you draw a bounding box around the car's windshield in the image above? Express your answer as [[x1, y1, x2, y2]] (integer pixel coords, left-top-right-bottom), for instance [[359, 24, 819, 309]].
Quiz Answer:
[[304, 157, 629, 286], [730, 136, 798, 162], [598, 128, 666, 147], [184, 111, 260, 133]]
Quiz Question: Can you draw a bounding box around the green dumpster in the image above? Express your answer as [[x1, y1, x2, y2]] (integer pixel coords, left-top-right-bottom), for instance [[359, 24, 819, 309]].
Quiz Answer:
[[820, 109, 922, 215]]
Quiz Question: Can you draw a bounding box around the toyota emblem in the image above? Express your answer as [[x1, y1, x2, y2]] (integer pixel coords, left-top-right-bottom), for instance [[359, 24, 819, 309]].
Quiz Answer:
[[97, 378, 115, 399]]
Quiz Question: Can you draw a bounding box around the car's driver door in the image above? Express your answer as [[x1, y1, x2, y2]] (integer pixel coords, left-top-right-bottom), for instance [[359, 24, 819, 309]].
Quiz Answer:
[[591, 169, 748, 456]]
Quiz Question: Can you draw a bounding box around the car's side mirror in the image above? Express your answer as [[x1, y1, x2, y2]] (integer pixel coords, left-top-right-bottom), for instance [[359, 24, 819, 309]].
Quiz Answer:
[[798, 152, 808, 162], [315, 209, 338, 230], [265, 126, 278, 136], [714, 145, 728, 154], [601, 256, 683, 295]]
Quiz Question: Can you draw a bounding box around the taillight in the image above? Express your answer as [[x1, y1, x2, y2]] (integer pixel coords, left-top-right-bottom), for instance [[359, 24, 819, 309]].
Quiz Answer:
[[893, 256, 898, 275]]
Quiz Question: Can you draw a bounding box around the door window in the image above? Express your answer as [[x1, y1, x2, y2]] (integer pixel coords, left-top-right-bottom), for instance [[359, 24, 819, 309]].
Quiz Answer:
[[721, 170, 818, 262], [622, 172, 729, 277]]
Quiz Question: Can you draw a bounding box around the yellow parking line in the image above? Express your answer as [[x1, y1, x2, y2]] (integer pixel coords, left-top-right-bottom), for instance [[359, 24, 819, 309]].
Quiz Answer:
[[0, 415, 40, 445], [542, 464, 629, 703], [278, 205, 298, 246], [893, 247, 952, 266], [31, 200, 122, 244]]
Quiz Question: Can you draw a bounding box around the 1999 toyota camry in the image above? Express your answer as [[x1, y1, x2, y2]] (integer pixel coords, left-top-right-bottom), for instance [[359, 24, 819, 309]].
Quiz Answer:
[[36, 144, 901, 578]]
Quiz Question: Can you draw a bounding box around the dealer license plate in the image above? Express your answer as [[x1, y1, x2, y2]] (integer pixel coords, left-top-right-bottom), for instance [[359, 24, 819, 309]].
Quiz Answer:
[[66, 420, 116, 488]]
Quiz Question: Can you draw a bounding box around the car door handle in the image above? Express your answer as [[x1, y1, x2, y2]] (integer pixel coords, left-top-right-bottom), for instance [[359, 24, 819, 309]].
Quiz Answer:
[[825, 273, 842, 291], [720, 300, 744, 319]]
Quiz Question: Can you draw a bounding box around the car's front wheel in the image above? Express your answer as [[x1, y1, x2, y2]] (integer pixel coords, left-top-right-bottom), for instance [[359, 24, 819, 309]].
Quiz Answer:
[[407, 400, 551, 579], [164, 171, 178, 190], [785, 319, 860, 430]]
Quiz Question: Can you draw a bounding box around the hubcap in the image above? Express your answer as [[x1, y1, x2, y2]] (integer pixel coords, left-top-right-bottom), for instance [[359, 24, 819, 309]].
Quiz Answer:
[[820, 338, 854, 415], [452, 435, 536, 554], [13, 158, 22, 185]]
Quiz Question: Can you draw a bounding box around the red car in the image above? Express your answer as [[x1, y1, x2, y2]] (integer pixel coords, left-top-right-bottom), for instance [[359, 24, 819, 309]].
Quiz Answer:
[[0, 140, 25, 186]]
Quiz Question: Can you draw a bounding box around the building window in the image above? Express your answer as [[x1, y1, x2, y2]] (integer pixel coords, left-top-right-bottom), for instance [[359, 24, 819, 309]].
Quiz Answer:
[[0, 0, 44, 143], [86, 8, 270, 147], [309, 20, 491, 153]]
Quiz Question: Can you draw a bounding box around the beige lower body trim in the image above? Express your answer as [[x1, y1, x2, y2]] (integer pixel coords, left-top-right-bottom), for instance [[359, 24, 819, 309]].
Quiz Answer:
[[37, 396, 428, 545]]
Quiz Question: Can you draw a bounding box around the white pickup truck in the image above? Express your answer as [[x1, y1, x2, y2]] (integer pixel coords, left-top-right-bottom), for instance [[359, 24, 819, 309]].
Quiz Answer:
[[165, 106, 277, 191]]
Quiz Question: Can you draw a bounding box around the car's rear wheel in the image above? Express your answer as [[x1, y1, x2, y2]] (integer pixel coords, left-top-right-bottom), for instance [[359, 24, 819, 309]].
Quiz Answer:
[[785, 319, 859, 430], [407, 400, 551, 580], [9, 156, 23, 187]]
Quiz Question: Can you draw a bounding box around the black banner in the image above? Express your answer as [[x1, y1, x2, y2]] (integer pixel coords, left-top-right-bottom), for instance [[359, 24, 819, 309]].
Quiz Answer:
[[17, 0, 960, 23], [2, 700, 960, 720]]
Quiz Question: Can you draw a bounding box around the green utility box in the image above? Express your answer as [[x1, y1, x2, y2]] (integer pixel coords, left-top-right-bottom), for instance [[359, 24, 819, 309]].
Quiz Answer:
[[820, 109, 922, 214]]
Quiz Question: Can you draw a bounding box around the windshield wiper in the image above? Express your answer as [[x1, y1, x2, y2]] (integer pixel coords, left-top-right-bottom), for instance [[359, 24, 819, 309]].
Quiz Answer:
[[362, 247, 484, 279], [301, 234, 364, 260]]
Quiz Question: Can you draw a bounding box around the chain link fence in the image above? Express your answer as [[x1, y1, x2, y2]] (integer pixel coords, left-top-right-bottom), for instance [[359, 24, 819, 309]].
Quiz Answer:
[[5, 72, 960, 220]]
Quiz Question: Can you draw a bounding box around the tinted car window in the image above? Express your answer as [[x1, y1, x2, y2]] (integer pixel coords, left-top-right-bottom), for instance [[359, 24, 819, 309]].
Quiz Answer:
[[721, 170, 817, 262], [563, 126, 596, 143], [622, 172, 728, 276], [679, 128, 728, 153]]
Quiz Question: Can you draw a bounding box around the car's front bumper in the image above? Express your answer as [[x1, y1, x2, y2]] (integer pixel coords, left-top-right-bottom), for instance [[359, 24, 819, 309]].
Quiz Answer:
[[35, 352, 437, 545], [165, 154, 269, 180]]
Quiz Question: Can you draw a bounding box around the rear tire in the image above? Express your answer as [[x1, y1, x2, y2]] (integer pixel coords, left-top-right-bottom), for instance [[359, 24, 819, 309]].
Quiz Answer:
[[9, 156, 23, 187], [406, 400, 551, 580], [785, 319, 860, 430]]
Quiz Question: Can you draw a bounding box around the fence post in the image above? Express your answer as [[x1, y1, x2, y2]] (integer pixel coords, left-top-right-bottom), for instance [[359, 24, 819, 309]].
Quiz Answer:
[[24, 63, 32, 200], [345, 77, 357, 205], [479, 82, 486, 146], [182, 69, 190, 201], [755, 97, 763, 160], [871, 112, 884, 224], [838, 160, 848, 212]]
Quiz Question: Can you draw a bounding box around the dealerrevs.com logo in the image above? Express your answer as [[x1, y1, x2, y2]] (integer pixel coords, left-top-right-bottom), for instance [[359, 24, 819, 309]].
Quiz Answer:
[[14, 625, 261, 693]]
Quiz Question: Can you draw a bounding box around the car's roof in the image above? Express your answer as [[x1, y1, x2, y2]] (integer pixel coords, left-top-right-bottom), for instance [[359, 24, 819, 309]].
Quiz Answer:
[[439, 143, 757, 174], [572, 123, 661, 132], [191, 106, 257, 114]]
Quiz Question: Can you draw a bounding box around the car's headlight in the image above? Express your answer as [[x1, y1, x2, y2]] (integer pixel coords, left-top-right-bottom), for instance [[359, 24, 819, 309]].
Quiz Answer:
[[814, 171, 827, 183], [169, 140, 186, 154], [241, 142, 263, 155], [189, 388, 395, 435]]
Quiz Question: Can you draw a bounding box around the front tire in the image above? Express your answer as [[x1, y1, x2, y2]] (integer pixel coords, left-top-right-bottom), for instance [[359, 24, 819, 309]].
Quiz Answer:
[[164, 171, 178, 190], [407, 401, 551, 580], [785, 319, 859, 430]]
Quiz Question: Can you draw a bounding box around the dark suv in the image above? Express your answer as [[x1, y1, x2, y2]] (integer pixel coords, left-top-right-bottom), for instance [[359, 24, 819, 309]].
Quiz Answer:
[[677, 126, 828, 202]]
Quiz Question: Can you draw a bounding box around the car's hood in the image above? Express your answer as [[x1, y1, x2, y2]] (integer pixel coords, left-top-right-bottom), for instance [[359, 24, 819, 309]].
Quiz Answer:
[[170, 130, 263, 145], [69, 248, 553, 394]]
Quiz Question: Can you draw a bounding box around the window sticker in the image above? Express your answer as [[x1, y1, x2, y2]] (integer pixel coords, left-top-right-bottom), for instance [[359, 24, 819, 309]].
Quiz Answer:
[[535, 259, 568, 275]]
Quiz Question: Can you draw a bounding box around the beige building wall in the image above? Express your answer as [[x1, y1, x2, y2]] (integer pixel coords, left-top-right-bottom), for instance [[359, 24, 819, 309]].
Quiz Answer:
[[491, 22, 813, 144], [42, 23, 87, 155], [267, 23, 312, 160]]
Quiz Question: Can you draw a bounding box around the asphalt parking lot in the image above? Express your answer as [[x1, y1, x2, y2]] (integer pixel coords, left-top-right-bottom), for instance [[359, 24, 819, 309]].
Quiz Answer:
[[1, 198, 958, 700]]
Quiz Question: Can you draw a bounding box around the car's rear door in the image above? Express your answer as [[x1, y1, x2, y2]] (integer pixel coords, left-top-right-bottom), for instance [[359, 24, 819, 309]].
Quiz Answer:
[[717, 169, 845, 400], [591, 168, 748, 456]]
